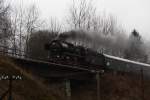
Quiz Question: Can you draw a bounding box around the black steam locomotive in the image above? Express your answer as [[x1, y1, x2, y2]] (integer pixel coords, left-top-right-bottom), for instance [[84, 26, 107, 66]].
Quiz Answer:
[[45, 40, 106, 70]]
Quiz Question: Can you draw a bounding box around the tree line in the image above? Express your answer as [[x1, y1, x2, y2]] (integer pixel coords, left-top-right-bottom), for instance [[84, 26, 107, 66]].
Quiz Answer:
[[0, 0, 149, 63]]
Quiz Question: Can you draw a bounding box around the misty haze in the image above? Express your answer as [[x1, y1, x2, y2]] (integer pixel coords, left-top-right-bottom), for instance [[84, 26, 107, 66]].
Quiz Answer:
[[0, 0, 150, 100]]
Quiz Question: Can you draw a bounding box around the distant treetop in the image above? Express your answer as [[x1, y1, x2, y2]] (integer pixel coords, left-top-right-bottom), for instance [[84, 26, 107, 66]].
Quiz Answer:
[[132, 29, 139, 37]]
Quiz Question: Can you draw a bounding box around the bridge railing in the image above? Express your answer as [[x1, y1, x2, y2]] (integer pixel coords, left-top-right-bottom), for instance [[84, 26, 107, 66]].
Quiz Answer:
[[0, 45, 29, 59], [0, 45, 51, 62]]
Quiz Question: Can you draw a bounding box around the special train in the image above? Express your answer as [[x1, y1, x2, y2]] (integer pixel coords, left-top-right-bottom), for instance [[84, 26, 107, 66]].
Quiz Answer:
[[45, 39, 150, 76]]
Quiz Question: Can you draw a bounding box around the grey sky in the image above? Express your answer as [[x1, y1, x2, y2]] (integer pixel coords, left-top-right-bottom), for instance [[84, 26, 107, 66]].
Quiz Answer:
[[8, 0, 150, 40]]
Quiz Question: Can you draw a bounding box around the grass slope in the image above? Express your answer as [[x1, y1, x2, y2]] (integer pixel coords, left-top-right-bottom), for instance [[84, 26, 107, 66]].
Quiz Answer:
[[1, 55, 150, 100], [0, 56, 59, 100]]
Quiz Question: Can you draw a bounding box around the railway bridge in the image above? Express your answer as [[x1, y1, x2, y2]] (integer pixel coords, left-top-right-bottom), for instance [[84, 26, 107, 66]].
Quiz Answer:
[[1, 45, 150, 100], [0, 46, 103, 100]]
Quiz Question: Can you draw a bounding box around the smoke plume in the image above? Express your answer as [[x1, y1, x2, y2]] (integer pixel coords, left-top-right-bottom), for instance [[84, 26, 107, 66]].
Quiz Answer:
[[59, 29, 128, 57]]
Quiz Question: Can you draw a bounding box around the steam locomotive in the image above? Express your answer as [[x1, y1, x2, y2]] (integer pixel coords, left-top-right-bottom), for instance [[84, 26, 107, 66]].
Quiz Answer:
[[45, 40, 106, 70]]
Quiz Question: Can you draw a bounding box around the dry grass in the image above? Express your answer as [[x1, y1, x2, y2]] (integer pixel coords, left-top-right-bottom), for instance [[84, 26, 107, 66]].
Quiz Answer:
[[0, 56, 60, 100], [1, 55, 150, 100], [71, 71, 150, 100]]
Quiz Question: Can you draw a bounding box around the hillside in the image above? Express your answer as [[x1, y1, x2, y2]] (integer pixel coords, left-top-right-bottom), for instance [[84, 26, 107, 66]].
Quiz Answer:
[[0, 56, 61, 100], [71, 71, 150, 100], [1, 55, 150, 100]]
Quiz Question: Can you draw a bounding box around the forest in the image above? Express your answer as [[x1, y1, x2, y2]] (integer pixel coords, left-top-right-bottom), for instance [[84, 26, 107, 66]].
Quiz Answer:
[[0, 0, 149, 63]]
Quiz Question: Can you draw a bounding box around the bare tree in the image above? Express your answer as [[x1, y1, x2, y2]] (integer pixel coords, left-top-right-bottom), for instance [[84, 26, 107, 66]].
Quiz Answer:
[[25, 4, 41, 53], [13, 4, 26, 55], [10, 7, 18, 55], [9, 4, 27, 56], [67, 0, 96, 30], [0, 0, 12, 51], [10, 3, 42, 56], [66, 0, 121, 34], [48, 17, 62, 33]]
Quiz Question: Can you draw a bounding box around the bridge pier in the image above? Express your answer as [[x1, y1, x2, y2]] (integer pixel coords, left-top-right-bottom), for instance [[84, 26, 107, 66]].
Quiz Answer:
[[65, 79, 71, 100], [96, 71, 100, 100]]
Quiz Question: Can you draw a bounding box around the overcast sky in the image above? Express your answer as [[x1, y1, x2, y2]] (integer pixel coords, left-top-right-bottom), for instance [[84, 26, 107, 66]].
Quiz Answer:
[[8, 0, 150, 40]]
